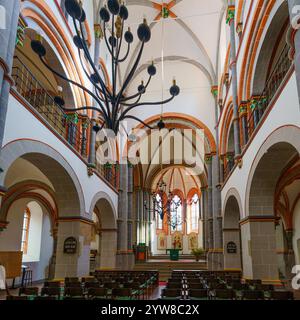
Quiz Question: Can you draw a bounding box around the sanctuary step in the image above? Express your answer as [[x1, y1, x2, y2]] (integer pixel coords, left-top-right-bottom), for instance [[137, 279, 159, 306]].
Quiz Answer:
[[133, 259, 207, 281]]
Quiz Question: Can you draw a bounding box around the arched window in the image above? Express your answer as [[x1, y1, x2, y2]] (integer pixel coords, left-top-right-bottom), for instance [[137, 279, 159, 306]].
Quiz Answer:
[[21, 207, 31, 254], [187, 194, 199, 234], [170, 195, 183, 232], [155, 194, 163, 230]]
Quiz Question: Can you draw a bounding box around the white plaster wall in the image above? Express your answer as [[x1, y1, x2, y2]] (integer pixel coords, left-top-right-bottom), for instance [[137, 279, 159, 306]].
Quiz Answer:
[[221, 73, 300, 218], [0, 199, 53, 283], [23, 201, 43, 263]]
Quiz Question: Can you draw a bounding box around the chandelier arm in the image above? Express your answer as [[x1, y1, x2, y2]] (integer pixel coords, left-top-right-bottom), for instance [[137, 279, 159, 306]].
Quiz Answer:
[[120, 75, 152, 102], [77, 20, 113, 102], [114, 41, 145, 112], [117, 43, 130, 63], [112, 40, 144, 131], [78, 48, 106, 102], [74, 19, 112, 106], [39, 56, 109, 122], [119, 95, 175, 119], [103, 21, 114, 57], [120, 94, 142, 107], [111, 15, 116, 98], [75, 22, 113, 127], [95, 87, 106, 103], [121, 115, 155, 130]]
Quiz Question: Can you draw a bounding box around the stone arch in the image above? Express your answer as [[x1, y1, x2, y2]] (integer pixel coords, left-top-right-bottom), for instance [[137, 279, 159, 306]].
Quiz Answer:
[[0, 139, 85, 217], [246, 126, 300, 217], [242, 126, 300, 281], [223, 189, 243, 271], [89, 191, 117, 269], [1, 180, 58, 232]]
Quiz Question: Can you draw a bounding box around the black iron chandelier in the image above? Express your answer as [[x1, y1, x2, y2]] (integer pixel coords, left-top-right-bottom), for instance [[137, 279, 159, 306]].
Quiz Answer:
[[30, 0, 180, 135], [145, 178, 183, 230]]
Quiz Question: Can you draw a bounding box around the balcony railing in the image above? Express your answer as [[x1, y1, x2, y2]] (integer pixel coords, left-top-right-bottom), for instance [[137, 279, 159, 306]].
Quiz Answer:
[[95, 162, 119, 190], [246, 44, 292, 141], [11, 56, 119, 190], [12, 56, 86, 155], [223, 43, 293, 182]]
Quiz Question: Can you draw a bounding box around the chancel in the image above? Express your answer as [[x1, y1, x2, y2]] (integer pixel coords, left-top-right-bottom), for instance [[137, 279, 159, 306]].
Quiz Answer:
[[0, 0, 300, 302]]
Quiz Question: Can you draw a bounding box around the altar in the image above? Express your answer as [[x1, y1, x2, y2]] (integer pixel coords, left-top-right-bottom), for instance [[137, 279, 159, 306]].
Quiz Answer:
[[166, 248, 181, 261]]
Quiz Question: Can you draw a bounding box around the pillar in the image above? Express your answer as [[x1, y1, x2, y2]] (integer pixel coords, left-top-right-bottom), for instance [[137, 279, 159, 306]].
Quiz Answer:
[[288, 0, 300, 105], [201, 187, 208, 251], [127, 164, 135, 269], [223, 227, 242, 271], [116, 163, 129, 269], [239, 102, 249, 147], [212, 154, 223, 270], [0, 0, 20, 183], [54, 219, 92, 279], [240, 216, 280, 284], [205, 155, 214, 270], [227, 4, 241, 157]]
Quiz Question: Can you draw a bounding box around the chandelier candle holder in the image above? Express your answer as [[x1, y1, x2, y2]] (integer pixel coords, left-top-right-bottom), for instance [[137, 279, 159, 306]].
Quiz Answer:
[[30, 0, 180, 135], [144, 178, 183, 230]]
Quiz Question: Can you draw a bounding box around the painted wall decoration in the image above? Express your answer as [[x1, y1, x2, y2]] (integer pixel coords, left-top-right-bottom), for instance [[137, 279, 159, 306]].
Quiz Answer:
[[157, 232, 167, 250], [188, 232, 198, 250], [171, 231, 183, 250]]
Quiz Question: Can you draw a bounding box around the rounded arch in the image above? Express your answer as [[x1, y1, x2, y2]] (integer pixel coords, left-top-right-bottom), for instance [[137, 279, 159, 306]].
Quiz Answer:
[[89, 191, 117, 270], [245, 126, 300, 217], [222, 188, 243, 222], [1, 139, 85, 217], [22, 0, 91, 108], [89, 191, 117, 229], [1, 180, 58, 232], [223, 189, 243, 271], [247, 1, 289, 99], [125, 112, 216, 155]]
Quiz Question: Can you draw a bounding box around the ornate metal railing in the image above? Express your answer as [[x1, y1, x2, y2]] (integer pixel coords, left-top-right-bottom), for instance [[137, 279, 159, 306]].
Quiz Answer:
[[12, 56, 86, 154], [95, 162, 119, 189], [246, 44, 292, 141]]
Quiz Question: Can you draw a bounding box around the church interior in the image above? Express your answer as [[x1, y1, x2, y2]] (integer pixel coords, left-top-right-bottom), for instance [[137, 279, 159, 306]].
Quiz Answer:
[[0, 0, 300, 301]]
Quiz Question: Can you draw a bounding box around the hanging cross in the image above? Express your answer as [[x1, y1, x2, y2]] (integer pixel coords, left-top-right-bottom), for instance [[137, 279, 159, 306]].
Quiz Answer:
[[152, 1, 178, 21]]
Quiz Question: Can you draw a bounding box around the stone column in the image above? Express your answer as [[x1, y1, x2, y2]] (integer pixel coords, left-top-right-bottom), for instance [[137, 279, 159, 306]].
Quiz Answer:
[[0, 0, 20, 181], [127, 164, 135, 269], [212, 154, 223, 270], [54, 219, 92, 279], [227, 5, 241, 157], [239, 102, 249, 147], [223, 228, 242, 271], [288, 0, 300, 105], [200, 187, 208, 251], [205, 155, 214, 270], [116, 163, 129, 269], [240, 216, 280, 284]]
